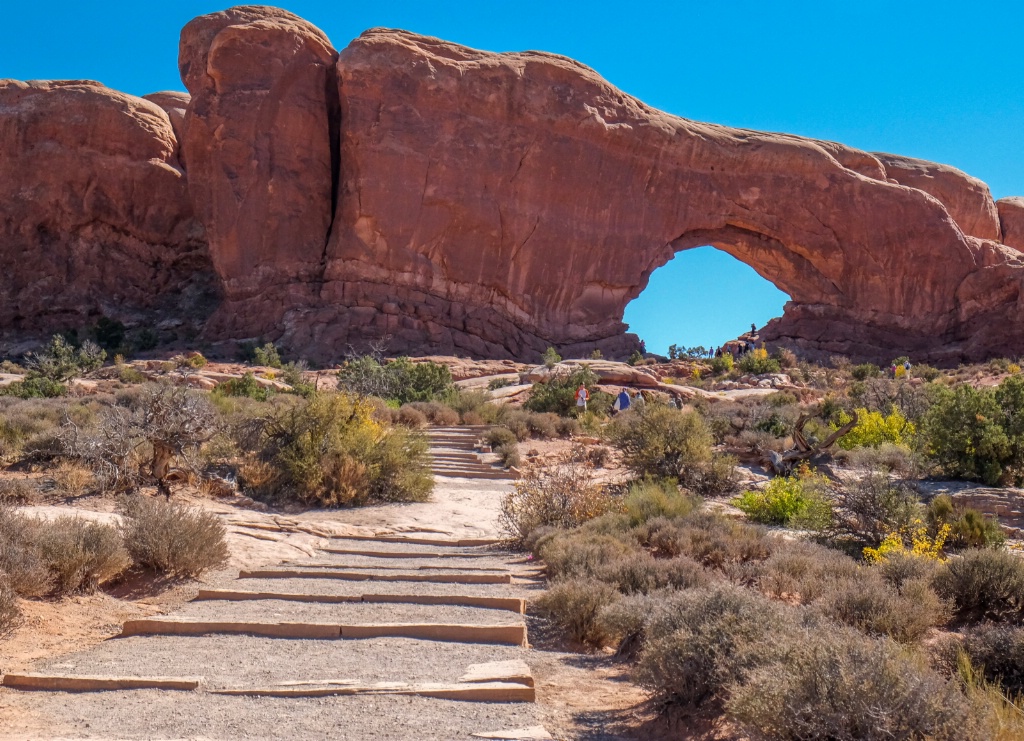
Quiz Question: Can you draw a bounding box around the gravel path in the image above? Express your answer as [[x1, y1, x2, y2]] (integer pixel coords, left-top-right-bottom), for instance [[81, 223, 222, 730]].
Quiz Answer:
[[1, 431, 548, 740], [170, 599, 526, 625]]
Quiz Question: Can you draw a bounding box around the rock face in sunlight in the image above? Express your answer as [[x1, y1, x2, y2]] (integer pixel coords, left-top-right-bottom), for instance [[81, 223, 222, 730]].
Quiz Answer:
[[0, 80, 214, 335], [2, 6, 1024, 364]]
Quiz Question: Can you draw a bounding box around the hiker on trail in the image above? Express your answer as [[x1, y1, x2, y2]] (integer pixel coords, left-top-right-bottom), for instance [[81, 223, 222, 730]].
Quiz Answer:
[[904, 360, 912, 373], [890, 363, 897, 377], [575, 384, 590, 412], [613, 388, 631, 414], [751, 323, 757, 334], [633, 390, 646, 410]]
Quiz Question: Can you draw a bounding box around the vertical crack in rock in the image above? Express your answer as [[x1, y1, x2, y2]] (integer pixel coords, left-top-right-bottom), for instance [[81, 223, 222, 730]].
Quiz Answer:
[[318, 56, 343, 295]]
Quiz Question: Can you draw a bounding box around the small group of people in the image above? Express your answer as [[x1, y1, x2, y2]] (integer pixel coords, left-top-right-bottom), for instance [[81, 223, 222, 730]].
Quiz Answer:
[[890, 359, 912, 377], [574, 384, 648, 414]]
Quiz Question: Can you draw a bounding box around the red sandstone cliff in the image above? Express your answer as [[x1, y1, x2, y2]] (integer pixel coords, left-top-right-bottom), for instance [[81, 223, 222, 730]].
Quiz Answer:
[[2, 7, 1024, 364]]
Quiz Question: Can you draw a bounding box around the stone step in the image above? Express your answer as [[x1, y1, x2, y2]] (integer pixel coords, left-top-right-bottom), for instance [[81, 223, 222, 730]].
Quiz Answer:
[[329, 535, 502, 547], [320, 548, 495, 559], [2, 673, 202, 692], [279, 562, 510, 572], [239, 569, 512, 584], [211, 681, 534, 702], [195, 589, 526, 613], [121, 618, 527, 646]]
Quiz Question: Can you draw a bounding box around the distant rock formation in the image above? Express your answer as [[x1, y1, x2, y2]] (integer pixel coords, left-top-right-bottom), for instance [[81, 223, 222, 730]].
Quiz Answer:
[[2, 6, 1024, 364]]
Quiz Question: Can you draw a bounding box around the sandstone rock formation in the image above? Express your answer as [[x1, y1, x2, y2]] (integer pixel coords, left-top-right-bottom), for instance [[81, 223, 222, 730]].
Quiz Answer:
[[998, 197, 1024, 251], [178, 6, 339, 337], [3, 6, 1024, 364], [0, 80, 213, 336]]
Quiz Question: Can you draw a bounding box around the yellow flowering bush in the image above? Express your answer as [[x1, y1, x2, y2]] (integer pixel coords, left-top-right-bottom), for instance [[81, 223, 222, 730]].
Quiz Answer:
[[833, 407, 915, 450], [863, 521, 950, 562]]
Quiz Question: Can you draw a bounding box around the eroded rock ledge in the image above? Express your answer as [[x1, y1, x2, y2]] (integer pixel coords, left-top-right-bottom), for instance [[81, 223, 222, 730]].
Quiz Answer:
[[2, 5, 1024, 364]]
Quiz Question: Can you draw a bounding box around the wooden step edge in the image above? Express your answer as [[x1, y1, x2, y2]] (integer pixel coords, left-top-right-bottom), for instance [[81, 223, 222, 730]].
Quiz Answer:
[[120, 619, 341, 639], [238, 570, 512, 584], [320, 548, 492, 559], [2, 673, 202, 692], [340, 623, 527, 646], [329, 535, 502, 547]]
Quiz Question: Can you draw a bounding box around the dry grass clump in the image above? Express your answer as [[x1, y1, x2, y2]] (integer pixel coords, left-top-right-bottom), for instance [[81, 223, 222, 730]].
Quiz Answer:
[[404, 401, 460, 426], [396, 405, 428, 428], [118, 495, 229, 578], [48, 462, 95, 498], [0, 477, 39, 503], [939, 624, 1024, 696]]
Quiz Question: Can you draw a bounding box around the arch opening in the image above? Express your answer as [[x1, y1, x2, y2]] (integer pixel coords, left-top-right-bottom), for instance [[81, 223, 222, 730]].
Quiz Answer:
[[623, 245, 791, 356]]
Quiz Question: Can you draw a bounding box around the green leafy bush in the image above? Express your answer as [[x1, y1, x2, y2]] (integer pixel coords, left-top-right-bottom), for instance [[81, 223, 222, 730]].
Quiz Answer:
[[927, 494, 1006, 549], [336, 356, 455, 405], [24, 335, 106, 383], [623, 479, 698, 526], [118, 496, 229, 578], [252, 342, 283, 368], [709, 353, 734, 374], [542, 346, 562, 368], [851, 363, 881, 380], [733, 470, 833, 529], [924, 383, 1012, 485], [0, 376, 67, 398], [215, 372, 271, 401], [525, 365, 603, 417], [933, 549, 1024, 623], [606, 406, 735, 495], [737, 347, 780, 375]]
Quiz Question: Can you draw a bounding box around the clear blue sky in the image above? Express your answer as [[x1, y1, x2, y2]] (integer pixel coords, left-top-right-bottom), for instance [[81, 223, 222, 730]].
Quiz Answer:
[[3, 1, 1021, 354]]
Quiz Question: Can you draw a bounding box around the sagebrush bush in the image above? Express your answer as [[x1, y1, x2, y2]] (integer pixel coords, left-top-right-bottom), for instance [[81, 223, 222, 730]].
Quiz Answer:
[[35, 516, 130, 595], [537, 532, 636, 580], [639, 512, 775, 569], [0, 508, 51, 596], [622, 479, 697, 526], [405, 401, 460, 426], [0, 477, 38, 503], [534, 577, 620, 646], [834, 471, 922, 546], [634, 585, 795, 708], [118, 496, 229, 578], [944, 624, 1024, 696], [500, 448, 615, 544], [728, 626, 979, 741], [818, 574, 945, 643], [934, 549, 1024, 623], [396, 405, 428, 428], [757, 539, 861, 603], [876, 552, 943, 590]]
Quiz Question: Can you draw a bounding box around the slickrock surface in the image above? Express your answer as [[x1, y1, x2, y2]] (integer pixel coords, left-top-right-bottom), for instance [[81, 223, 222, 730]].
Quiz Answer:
[[4, 6, 1024, 363]]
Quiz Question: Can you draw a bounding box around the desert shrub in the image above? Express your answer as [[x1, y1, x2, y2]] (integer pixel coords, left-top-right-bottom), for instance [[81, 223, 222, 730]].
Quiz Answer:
[[396, 405, 428, 428], [934, 549, 1024, 623], [525, 411, 559, 439], [606, 406, 734, 495], [818, 574, 945, 642], [915, 364, 942, 382], [34, 516, 130, 595], [835, 407, 916, 449], [495, 442, 521, 468], [877, 552, 943, 590], [947, 624, 1024, 696], [924, 383, 1012, 485], [733, 469, 833, 530], [842, 441, 915, 473], [537, 531, 637, 580], [535, 576, 620, 646], [405, 401, 460, 426], [23, 335, 105, 383], [758, 539, 861, 603], [586, 445, 610, 467], [525, 365, 602, 417], [774, 347, 797, 369], [449, 389, 489, 416], [0, 579, 19, 637], [709, 353, 734, 375], [118, 495, 229, 577], [486, 427, 518, 450], [0, 478, 38, 503], [737, 347, 780, 375], [49, 462, 95, 499], [215, 372, 271, 401], [927, 494, 1006, 549], [251, 342, 283, 368], [728, 627, 979, 741], [555, 416, 581, 438], [0, 508, 51, 596], [542, 346, 562, 368], [851, 362, 881, 380], [117, 363, 145, 384], [634, 585, 795, 708], [500, 449, 615, 544], [834, 472, 922, 546], [249, 392, 432, 506], [487, 377, 516, 390], [640, 512, 775, 570], [337, 356, 455, 405], [623, 479, 697, 526], [0, 376, 68, 399]]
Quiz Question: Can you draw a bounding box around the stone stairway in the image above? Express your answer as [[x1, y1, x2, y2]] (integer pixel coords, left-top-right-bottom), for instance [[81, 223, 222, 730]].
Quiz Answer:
[[1, 533, 549, 739], [428, 426, 513, 481]]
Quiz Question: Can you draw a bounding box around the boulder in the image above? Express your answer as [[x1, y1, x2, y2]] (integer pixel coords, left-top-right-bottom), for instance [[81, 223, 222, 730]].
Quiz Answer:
[[0, 79, 213, 341], [523, 361, 662, 388], [178, 7, 339, 335], [998, 197, 1024, 251], [142, 91, 191, 163]]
